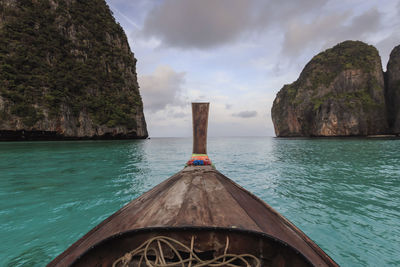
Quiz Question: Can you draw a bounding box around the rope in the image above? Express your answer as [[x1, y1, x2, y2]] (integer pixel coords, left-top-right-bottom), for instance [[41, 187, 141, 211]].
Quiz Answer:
[[112, 235, 261, 267]]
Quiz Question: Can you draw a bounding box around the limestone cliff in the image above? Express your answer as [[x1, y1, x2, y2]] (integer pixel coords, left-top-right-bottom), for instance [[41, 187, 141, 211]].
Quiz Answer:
[[386, 45, 400, 134], [0, 0, 148, 140], [271, 41, 388, 137]]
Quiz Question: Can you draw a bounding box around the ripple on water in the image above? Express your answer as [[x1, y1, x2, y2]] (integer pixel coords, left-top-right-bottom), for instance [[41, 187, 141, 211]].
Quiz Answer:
[[0, 138, 399, 266], [5, 243, 57, 267]]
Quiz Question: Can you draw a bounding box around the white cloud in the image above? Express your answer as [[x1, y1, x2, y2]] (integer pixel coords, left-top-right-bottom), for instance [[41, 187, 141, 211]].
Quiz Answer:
[[140, 0, 329, 50], [398, 1, 400, 15], [377, 34, 400, 69], [232, 110, 258, 118], [139, 65, 186, 113], [142, 0, 251, 49], [282, 8, 382, 57]]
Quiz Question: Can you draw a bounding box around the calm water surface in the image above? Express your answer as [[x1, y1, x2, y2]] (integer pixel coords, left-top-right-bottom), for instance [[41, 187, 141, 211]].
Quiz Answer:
[[0, 137, 399, 266]]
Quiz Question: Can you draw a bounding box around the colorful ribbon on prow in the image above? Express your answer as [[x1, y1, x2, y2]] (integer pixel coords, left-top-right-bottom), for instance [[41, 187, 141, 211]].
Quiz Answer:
[[186, 154, 212, 166]]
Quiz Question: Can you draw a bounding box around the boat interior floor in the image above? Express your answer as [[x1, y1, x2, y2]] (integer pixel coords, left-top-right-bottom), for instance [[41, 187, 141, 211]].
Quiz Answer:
[[71, 227, 313, 267]]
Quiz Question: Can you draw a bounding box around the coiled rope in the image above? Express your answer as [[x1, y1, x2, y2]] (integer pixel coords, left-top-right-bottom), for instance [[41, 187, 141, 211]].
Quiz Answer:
[[112, 235, 260, 267]]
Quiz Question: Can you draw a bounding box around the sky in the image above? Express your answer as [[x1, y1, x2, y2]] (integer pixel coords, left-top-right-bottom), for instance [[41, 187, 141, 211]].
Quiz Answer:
[[106, 0, 400, 137]]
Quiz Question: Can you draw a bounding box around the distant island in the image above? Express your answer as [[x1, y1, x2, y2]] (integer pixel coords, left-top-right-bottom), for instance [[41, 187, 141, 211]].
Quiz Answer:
[[0, 0, 148, 140], [272, 40, 400, 137]]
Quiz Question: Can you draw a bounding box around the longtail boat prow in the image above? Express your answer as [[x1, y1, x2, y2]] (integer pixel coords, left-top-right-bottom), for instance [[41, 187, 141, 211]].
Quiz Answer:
[[48, 103, 338, 267]]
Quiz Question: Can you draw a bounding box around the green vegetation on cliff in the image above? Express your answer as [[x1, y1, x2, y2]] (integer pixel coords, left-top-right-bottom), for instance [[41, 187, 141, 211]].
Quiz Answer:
[[0, 0, 143, 129], [386, 45, 400, 133], [287, 41, 382, 109], [305, 41, 379, 90], [272, 40, 388, 137], [311, 90, 379, 111]]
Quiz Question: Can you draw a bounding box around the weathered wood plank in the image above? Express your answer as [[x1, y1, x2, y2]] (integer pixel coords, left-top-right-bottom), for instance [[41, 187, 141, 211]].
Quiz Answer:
[[201, 171, 262, 231], [48, 166, 337, 267], [192, 103, 209, 154], [215, 171, 337, 266], [48, 171, 185, 266]]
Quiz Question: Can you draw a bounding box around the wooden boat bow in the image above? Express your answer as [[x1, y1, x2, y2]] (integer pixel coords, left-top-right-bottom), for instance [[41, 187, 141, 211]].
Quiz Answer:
[[48, 103, 338, 267]]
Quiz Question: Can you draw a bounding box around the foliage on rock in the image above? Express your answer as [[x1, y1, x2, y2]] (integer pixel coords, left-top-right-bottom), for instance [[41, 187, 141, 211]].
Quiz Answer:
[[386, 45, 400, 133], [0, 0, 147, 139], [272, 40, 388, 137]]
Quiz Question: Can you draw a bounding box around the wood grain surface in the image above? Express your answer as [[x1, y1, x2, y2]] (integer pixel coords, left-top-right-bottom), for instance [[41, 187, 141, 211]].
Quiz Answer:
[[48, 166, 337, 267], [192, 103, 209, 154]]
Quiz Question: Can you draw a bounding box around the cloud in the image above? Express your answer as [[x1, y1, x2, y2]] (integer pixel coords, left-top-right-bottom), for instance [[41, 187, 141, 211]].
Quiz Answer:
[[251, 0, 328, 29], [282, 13, 350, 57], [232, 110, 258, 118], [139, 65, 186, 113], [109, 0, 399, 138], [377, 34, 400, 68], [142, 0, 251, 49], [171, 112, 187, 118], [282, 8, 382, 57], [140, 0, 329, 50], [398, 1, 400, 15], [114, 0, 390, 66], [108, 0, 156, 26], [349, 8, 382, 34]]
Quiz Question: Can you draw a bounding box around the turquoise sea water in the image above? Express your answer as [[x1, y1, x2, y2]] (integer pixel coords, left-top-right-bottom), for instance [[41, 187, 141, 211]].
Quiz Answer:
[[0, 137, 399, 266]]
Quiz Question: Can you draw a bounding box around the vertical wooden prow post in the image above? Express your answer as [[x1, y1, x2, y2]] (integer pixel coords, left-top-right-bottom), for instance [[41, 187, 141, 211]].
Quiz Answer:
[[192, 102, 209, 154]]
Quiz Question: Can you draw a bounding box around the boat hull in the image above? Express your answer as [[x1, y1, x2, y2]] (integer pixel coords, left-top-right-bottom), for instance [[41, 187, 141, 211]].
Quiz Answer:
[[48, 166, 337, 266], [71, 227, 313, 266]]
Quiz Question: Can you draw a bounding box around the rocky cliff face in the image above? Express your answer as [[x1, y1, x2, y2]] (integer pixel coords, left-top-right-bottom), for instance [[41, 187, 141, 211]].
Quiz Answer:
[[386, 45, 400, 134], [0, 0, 148, 140], [272, 41, 388, 137]]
